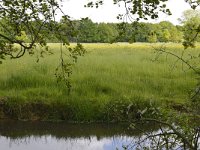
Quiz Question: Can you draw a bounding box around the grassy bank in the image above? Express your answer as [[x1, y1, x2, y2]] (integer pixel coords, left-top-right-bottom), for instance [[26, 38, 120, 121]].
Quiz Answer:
[[0, 43, 198, 121]]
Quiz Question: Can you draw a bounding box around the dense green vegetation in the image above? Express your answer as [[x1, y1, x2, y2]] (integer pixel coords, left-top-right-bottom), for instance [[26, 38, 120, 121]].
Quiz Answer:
[[0, 43, 197, 121], [48, 19, 183, 43]]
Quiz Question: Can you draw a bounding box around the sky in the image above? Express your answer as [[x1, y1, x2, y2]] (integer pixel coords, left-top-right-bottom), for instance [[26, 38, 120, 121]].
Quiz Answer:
[[60, 0, 192, 25]]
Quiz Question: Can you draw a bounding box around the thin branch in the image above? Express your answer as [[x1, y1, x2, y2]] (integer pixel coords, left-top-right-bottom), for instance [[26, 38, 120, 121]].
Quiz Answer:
[[153, 46, 200, 75], [141, 118, 195, 149]]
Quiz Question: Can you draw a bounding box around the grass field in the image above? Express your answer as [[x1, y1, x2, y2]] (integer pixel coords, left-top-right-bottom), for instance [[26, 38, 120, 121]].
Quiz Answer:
[[0, 43, 198, 121]]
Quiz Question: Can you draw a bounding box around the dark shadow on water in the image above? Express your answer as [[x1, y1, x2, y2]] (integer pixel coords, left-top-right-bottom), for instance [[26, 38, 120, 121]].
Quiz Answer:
[[0, 120, 158, 150]]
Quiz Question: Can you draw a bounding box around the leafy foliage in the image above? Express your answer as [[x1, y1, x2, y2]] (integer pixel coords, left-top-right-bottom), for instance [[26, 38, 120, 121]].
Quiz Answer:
[[0, 0, 86, 90], [86, 0, 171, 21], [45, 19, 183, 43], [55, 43, 86, 92], [180, 10, 200, 48]]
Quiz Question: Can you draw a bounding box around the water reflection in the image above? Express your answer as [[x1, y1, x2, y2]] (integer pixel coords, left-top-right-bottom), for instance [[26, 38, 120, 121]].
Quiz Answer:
[[0, 120, 155, 150], [0, 135, 134, 150]]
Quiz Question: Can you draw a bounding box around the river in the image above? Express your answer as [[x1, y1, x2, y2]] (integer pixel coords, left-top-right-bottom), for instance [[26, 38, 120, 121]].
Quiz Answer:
[[0, 120, 156, 150]]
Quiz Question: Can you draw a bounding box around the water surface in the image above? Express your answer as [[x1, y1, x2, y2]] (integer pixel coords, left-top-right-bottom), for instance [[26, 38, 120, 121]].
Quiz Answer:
[[0, 120, 152, 150]]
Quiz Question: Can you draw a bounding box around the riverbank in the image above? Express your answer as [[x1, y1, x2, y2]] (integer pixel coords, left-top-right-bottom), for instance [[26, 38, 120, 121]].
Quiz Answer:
[[0, 96, 160, 121]]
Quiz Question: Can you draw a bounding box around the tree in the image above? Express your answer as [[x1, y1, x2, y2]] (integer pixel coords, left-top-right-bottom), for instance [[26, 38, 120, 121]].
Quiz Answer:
[[116, 22, 133, 42], [134, 22, 154, 42], [179, 9, 200, 48], [0, 0, 62, 59], [159, 29, 171, 42], [147, 31, 157, 43], [0, 0, 86, 90], [157, 21, 182, 42], [94, 23, 118, 43], [76, 18, 98, 43], [86, 0, 172, 20], [179, 9, 200, 24]]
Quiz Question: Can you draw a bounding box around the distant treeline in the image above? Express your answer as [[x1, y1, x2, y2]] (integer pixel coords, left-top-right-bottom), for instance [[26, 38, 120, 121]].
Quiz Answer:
[[48, 18, 183, 43]]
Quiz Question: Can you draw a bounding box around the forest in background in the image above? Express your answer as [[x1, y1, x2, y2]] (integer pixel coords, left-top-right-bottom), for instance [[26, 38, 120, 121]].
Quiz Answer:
[[48, 19, 184, 43]]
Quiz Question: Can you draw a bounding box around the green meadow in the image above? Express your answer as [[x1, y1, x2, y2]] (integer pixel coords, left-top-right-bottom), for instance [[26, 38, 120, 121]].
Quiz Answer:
[[0, 43, 198, 121]]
